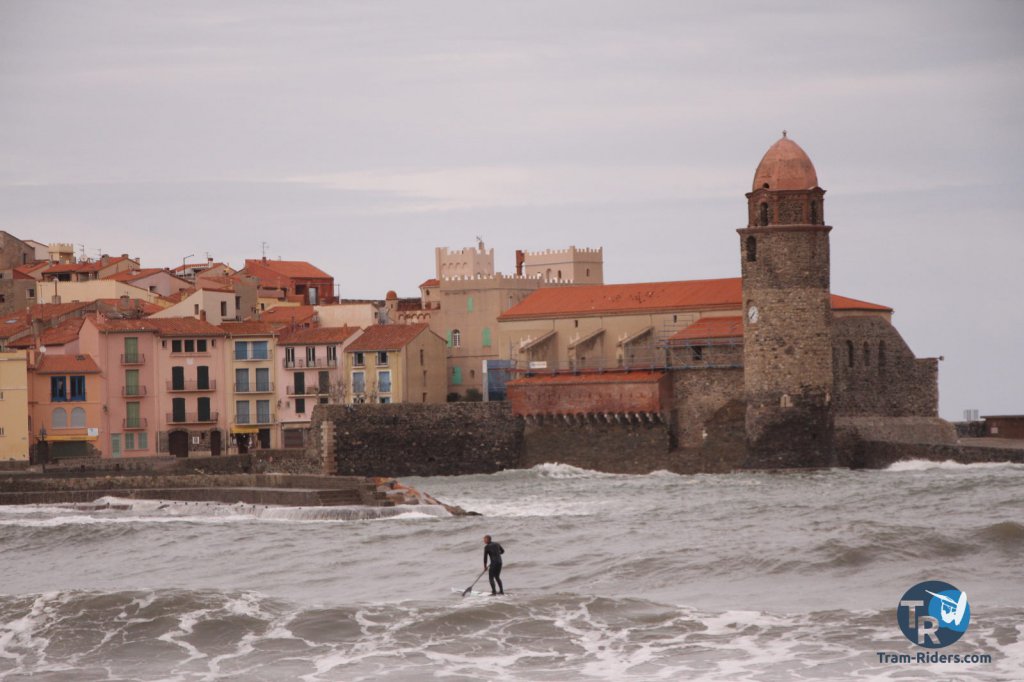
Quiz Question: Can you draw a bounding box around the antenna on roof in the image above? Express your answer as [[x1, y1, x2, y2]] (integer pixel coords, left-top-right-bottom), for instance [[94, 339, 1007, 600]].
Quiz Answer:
[[260, 241, 269, 259]]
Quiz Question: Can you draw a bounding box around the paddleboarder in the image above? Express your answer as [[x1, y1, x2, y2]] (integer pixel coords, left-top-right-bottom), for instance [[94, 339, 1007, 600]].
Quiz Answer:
[[483, 535, 505, 596]]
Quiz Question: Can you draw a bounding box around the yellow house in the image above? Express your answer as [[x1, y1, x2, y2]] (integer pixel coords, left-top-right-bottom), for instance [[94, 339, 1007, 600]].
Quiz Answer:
[[221, 322, 279, 451], [0, 350, 29, 460], [344, 324, 447, 404]]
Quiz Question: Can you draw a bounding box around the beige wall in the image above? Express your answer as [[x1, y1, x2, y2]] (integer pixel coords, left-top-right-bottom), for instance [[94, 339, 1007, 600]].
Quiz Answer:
[[316, 303, 379, 328], [227, 334, 278, 447], [522, 246, 604, 284], [436, 243, 494, 279], [0, 351, 29, 460], [151, 290, 237, 324], [400, 330, 448, 404], [36, 280, 159, 305]]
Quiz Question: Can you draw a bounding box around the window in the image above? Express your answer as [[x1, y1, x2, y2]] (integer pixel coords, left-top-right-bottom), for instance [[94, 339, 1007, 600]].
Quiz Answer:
[[184, 339, 195, 353], [452, 366, 462, 386], [171, 366, 185, 391], [451, 330, 461, 348], [295, 398, 306, 414], [126, 402, 141, 429], [52, 408, 67, 428], [376, 351, 389, 366], [26, 288, 35, 299], [50, 376, 67, 402], [69, 376, 86, 401], [235, 341, 249, 360], [172, 339, 183, 353], [196, 365, 210, 390], [197, 397, 211, 421], [125, 432, 135, 450], [692, 346, 704, 362], [125, 369, 140, 396], [846, 340, 855, 368], [467, 296, 474, 312], [256, 400, 271, 424], [352, 371, 365, 394], [236, 368, 249, 392], [746, 236, 757, 262], [255, 368, 270, 392], [379, 397, 391, 404], [294, 372, 306, 394], [353, 352, 365, 367], [810, 200, 819, 224], [197, 339, 207, 353], [172, 397, 186, 422], [194, 304, 200, 315], [879, 340, 887, 370], [236, 401, 250, 424], [378, 370, 392, 393], [327, 345, 338, 364], [306, 346, 316, 364], [285, 347, 295, 367], [124, 337, 139, 364], [252, 341, 269, 360], [70, 407, 86, 427], [220, 301, 228, 317], [759, 202, 769, 226], [138, 432, 148, 449], [863, 342, 871, 367], [419, 349, 425, 366]]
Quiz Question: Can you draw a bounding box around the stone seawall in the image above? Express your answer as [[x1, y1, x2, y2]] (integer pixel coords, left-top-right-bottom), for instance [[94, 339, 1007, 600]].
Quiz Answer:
[[521, 417, 676, 474], [842, 440, 1024, 469], [312, 402, 523, 477]]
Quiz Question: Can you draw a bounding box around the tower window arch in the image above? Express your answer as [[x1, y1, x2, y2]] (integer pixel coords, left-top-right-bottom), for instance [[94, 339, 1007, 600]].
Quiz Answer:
[[746, 236, 757, 262], [810, 200, 819, 225], [70, 407, 86, 428], [451, 329, 461, 348], [863, 341, 871, 367], [759, 202, 769, 226], [846, 340, 855, 368], [878, 340, 887, 370], [52, 408, 68, 429]]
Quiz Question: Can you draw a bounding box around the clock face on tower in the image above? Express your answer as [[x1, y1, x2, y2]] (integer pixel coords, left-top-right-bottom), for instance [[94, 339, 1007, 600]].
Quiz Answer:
[[747, 305, 759, 324]]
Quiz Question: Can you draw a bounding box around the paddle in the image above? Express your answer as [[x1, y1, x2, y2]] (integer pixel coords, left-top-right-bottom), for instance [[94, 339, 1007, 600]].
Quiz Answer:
[[461, 569, 487, 597]]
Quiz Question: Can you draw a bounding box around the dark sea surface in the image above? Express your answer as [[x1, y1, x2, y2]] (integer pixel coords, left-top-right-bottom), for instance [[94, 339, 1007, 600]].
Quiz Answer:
[[0, 460, 1021, 681]]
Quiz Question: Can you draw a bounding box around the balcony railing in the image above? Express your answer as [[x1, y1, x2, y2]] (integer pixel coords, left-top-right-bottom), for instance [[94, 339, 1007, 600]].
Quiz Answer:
[[234, 382, 274, 393], [283, 358, 337, 369], [286, 385, 329, 396], [167, 380, 217, 392], [122, 385, 147, 397], [121, 354, 145, 366], [123, 417, 148, 430], [235, 353, 270, 361], [166, 412, 219, 424], [235, 414, 274, 425]]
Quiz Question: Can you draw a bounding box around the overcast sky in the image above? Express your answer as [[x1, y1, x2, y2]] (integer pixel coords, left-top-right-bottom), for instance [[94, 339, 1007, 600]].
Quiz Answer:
[[1, 0, 1021, 420]]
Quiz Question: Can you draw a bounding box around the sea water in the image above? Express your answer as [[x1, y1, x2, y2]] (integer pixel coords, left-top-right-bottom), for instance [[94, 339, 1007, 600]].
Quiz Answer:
[[0, 461, 1021, 680]]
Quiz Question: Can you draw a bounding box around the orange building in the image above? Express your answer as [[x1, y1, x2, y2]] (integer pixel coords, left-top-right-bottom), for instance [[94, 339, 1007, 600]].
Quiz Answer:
[[30, 353, 105, 460]]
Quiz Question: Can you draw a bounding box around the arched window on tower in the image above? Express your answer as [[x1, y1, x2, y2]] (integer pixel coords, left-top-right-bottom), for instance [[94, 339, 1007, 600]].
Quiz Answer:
[[863, 341, 871, 367], [846, 340, 855, 368], [759, 202, 769, 226], [810, 200, 819, 225], [878, 340, 887, 371], [746, 236, 757, 262]]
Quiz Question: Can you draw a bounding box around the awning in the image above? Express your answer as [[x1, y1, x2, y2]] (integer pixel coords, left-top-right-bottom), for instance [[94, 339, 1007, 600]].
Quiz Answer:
[[617, 326, 653, 347], [518, 330, 556, 353], [230, 426, 261, 434], [567, 327, 604, 350], [44, 434, 98, 442]]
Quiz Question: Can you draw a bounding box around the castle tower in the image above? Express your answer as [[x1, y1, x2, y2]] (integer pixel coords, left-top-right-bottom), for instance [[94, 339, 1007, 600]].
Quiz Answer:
[[738, 133, 834, 467]]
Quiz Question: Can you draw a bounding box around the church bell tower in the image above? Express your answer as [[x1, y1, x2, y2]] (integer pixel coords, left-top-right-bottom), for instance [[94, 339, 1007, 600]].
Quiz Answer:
[[738, 133, 835, 467]]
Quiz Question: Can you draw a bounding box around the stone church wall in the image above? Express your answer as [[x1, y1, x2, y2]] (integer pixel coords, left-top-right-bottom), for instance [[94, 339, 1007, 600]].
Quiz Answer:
[[671, 367, 744, 448], [832, 316, 938, 417]]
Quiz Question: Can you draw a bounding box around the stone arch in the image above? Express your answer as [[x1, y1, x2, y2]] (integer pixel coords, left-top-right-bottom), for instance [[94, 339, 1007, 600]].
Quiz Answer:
[[863, 341, 871, 367], [746, 236, 757, 262], [759, 202, 769, 226], [846, 340, 855, 368], [878, 340, 887, 370]]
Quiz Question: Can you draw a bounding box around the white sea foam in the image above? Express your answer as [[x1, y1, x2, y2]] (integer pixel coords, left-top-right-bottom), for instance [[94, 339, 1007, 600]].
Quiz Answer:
[[885, 459, 1024, 472]]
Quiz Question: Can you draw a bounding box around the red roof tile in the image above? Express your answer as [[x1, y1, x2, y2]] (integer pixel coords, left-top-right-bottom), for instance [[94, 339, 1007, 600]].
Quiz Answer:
[[0, 302, 93, 340], [8, 317, 84, 348], [420, 278, 440, 288], [94, 317, 226, 337], [278, 326, 361, 345], [508, 370, 666, 386], [219, 321, 280, 336], [35, 353, 100, 374], [94, 299, 165, 315], [104, 268, 167, 282], [243, 259, 332, 280], [259, 305, 317, 324], [499, 277, 892, 319], [345, 324, 432, 352], [668, 316, 743, 343]]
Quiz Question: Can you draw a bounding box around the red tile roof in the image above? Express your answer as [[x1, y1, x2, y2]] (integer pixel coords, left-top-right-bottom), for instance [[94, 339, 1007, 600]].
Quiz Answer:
[[499, 278, 892, 319], [219, 321, 280, 336], [668, 316, 743, 343], [0, 302, 93, 340], [8, 317, 84, 348], [44, 257, 132, 275], [346, 323, 432, 352], [13, 262, 49, 279], [278, 326, 361, 345], [243, 259, 332, 280], [260, 305, 317, 325], [94, 299, 165, 315], [93, 317, 226, 337], [104, 268, 167, 282], [35, 353, 100, 374], [420, 278, 440, 288], [508, 370, 666, 387]]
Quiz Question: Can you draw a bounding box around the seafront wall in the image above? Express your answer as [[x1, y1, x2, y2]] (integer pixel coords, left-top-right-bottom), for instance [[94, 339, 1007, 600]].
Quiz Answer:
[[312, 402, 523, 477]]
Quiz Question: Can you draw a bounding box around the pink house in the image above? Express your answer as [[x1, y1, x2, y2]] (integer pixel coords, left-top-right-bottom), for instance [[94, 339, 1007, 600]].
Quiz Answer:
[[29, 353, 105, 460], [276, 326, 362, 448]]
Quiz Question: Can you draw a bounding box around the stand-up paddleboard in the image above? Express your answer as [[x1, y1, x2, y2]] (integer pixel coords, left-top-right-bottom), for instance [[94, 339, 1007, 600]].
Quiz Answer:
[[451, 587, 512, 598]]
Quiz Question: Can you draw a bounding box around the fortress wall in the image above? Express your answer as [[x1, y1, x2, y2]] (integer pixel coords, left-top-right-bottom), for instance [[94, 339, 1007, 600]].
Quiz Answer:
[[671, 367, 744, 448], [832, 317, 938, 417]]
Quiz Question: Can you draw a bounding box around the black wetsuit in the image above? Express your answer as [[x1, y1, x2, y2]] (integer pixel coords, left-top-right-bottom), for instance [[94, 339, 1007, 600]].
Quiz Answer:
[[484, 541, 505, 595]]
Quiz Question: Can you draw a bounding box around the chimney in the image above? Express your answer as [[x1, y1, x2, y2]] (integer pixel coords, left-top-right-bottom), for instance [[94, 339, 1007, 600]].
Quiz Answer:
[[51, 294, 61, 305], [208, 256, 213, 265], [515, 250, 525, 276], [101, 254, 110, 267], [199, 309, 207, 321], [121, 253, 129, 259], [119, 294, 131, 311]]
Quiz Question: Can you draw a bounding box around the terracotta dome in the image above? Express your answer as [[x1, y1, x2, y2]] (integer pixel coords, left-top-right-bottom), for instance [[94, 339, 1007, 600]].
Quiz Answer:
[[385, 290, 398, 301], [752, 134, 819, 191]]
